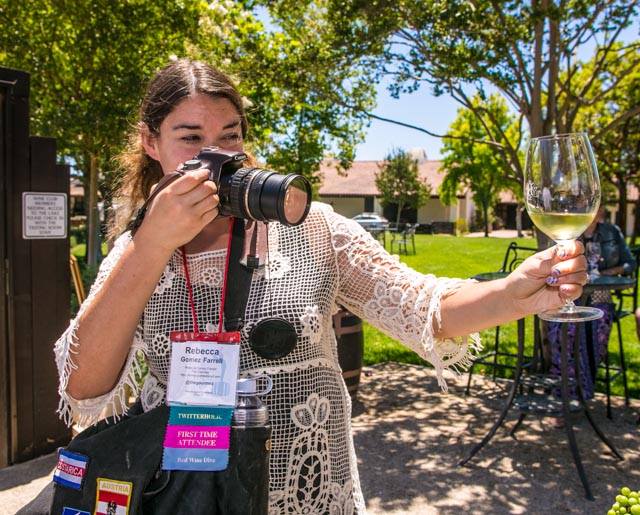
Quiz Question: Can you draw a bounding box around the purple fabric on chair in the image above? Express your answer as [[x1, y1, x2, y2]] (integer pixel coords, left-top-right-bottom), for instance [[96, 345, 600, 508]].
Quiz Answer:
[[547, 302, 615, 400]]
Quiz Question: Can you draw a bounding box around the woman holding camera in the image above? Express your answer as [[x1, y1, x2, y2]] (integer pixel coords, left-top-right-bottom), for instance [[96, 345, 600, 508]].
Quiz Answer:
[[54, 59, 587, 513]]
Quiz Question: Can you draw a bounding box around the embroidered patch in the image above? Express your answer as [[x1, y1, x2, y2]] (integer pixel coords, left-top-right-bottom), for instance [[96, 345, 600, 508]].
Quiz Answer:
[[53, 449, 88, 490], [94, 478, 132, 515], [62, 508, 91, 515]]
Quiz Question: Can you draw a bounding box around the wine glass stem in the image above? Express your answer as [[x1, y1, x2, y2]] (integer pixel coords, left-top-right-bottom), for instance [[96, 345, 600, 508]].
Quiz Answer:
[[563, 300, 577, 313]]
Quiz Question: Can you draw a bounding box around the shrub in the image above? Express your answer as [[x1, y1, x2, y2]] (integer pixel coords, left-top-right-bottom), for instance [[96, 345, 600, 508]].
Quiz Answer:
[[456, 217, 469, 235]]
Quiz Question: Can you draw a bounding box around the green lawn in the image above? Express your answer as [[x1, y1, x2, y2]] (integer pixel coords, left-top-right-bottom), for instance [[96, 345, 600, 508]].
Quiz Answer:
[[363, 233, 640, 399]]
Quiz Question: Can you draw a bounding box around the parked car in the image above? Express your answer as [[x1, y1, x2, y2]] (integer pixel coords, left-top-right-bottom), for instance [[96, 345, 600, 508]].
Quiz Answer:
[[352, 212, 388, 232]]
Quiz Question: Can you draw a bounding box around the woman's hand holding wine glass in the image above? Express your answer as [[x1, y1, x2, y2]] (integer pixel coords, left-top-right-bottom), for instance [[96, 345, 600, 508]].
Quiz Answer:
[[524, 132, 603, 322]]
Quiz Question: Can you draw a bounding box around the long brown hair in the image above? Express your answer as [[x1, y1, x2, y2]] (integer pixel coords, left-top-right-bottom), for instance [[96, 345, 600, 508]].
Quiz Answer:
[[112, 58, 249, 237]]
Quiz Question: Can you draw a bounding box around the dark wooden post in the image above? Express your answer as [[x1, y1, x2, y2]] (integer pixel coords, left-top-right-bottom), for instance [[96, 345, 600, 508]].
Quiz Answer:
[[0, 67, 71, 466], [0, 67, 31, 468]]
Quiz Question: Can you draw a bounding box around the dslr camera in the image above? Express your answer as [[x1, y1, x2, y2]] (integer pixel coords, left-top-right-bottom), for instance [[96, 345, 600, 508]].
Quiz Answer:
[[180, 147, 312, 226]]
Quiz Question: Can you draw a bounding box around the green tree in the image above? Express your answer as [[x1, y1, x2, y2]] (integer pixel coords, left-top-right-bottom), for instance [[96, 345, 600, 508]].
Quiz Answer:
[[572, 48, 640, 235], [441, 94, 521, 237], [191, 1, 376, 186], [0, 0, 202, 266], [375, 148, 430, 228]]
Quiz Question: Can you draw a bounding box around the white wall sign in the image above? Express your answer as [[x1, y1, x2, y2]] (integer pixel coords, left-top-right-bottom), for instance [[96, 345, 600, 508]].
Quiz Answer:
[[22, 192, 68, 239]]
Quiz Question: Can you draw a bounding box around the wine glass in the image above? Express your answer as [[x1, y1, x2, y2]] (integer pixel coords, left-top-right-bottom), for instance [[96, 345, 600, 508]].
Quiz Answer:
[[524, 132, 603, 322]]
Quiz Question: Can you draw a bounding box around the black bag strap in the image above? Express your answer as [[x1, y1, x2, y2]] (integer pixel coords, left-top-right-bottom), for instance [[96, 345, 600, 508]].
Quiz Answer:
[[224, 217, 253, 332]]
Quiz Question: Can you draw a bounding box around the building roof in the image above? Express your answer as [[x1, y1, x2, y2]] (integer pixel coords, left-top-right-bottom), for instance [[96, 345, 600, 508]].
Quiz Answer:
[[70, 178, 84, 197], [317, 159, 454, 197]]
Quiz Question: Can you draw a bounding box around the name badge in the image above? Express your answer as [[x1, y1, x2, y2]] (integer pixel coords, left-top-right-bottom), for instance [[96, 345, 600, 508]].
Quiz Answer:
[[166, 331, 240, 407]]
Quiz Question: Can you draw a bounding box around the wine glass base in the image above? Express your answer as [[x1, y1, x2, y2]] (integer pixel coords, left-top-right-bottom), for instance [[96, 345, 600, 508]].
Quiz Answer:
[[538, 306, 604, 323]]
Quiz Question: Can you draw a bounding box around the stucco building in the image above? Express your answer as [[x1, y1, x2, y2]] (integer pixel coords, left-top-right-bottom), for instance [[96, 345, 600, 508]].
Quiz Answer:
[[317, 150, 474, 230]]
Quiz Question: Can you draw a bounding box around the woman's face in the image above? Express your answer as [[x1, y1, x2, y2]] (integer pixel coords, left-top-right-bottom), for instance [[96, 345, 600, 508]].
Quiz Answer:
[[142, 94, 244, 175]]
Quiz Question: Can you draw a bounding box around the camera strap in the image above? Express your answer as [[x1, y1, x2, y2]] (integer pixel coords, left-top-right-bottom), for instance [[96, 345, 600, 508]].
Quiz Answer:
[[181, 217, 297, 359], [129, 171, 184, 237], [228, 219, 298, 359]]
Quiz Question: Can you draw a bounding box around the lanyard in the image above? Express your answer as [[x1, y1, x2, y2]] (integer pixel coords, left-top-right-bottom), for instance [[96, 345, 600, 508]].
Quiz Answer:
[[180, 217, 235, 334]]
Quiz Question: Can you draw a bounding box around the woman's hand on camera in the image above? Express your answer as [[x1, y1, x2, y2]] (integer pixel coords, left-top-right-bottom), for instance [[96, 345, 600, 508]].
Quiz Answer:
[[504, 241, 588, 317], [136, 168, 219, 253]]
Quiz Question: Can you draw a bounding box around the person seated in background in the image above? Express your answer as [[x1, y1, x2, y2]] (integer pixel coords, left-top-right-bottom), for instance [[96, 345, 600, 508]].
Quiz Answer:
[[548, 206, 635, 399]]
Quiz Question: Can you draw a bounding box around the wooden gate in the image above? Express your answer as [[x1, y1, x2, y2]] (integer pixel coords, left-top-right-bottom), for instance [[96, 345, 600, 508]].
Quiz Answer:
[[0, 67, 71, 466]]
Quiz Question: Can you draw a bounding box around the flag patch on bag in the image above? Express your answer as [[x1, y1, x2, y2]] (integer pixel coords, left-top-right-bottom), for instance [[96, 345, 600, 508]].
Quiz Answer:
[[53, 449, 88, 490], [94, 478, 132, 515], [62, 508, 91, 515]]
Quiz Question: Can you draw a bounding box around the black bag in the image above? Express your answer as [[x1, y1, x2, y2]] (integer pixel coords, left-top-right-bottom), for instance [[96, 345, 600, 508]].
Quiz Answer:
[[20, 217, 272, 514], [19, 402, 271, 514]]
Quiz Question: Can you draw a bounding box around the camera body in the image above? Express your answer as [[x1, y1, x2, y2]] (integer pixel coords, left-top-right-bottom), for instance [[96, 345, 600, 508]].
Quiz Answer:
[[181, 147, 311, 226]]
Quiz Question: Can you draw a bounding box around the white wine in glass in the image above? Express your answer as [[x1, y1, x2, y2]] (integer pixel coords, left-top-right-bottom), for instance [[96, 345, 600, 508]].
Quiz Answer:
[[524, 132, 603, 322]]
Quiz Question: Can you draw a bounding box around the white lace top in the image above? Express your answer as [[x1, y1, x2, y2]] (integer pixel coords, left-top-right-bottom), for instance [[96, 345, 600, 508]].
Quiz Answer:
[[55, 202, 481, 514]]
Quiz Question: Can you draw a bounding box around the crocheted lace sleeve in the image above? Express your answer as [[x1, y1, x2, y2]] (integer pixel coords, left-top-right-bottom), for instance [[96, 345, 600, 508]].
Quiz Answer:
[[54, 232, 145, 427], [321, 205, 482, 390]]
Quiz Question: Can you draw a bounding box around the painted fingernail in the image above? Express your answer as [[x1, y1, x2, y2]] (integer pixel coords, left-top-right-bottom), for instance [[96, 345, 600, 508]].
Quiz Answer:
[[546, 276, 558, 285], [551, 268, 560, 277]]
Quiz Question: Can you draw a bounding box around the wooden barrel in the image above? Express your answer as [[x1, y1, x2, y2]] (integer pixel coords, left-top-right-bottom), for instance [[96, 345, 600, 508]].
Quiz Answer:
[[333, 309, 364, 400]]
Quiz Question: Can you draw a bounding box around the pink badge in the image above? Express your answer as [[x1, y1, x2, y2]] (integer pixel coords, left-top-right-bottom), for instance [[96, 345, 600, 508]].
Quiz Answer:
[[163, 425, 231, 449]]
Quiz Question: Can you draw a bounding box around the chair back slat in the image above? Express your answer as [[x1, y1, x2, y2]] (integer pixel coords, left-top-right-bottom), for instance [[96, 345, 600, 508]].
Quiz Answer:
[[499, 241, 537, 273], [615, 245, 640, 313]]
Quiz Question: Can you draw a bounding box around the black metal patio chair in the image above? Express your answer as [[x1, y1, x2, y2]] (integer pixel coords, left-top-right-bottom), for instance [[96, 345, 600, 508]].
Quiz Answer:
[[390, 223, 418, 255], [465, 241, 538, 395], [596, 245, 640, 418]]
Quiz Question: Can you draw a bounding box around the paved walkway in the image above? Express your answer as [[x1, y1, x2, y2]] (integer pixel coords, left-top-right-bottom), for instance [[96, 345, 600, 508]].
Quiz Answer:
[[2, 362, 638, 514], [353, 363, 639, 514], [466, 229, 534, 238]]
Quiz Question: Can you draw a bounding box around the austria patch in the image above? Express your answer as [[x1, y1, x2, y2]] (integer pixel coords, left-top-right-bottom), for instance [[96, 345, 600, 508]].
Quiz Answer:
[[53, 449, 88, 490], [94, 478, 132, 515]]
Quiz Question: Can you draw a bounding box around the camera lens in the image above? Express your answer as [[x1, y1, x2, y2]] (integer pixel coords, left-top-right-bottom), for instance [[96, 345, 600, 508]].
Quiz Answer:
[[226, 168, 311, 226], [282, 176, 311, 225], [258, 172, 311, 226]]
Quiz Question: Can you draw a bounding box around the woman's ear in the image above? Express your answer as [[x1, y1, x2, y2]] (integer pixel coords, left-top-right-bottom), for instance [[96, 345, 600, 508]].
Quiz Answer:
[[140, 123, 160, 162]]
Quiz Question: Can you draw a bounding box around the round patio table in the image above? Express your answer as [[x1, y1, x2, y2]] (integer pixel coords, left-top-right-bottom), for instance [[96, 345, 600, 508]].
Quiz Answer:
[[460, 270, 625, 500], [584, 274, 635, 293]]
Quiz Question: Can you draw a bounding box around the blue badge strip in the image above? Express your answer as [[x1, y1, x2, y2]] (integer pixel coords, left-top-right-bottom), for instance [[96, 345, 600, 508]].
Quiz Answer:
[[163, 447, 230, 471], [163, 406, 234, 472]]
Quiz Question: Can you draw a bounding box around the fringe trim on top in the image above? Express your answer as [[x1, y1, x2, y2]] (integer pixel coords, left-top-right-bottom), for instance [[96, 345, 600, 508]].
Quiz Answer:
[[421, 278, 483, 392], [55, 320, 144, 428]]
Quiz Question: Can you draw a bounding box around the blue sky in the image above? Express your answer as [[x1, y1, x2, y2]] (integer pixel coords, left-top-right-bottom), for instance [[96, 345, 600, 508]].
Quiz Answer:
[[354, 80, 459, 162]]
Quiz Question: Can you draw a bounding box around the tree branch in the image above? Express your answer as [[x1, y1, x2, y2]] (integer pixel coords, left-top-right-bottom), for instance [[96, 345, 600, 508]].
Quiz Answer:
[[450, 86, 523, 181], [592, 105, 640, 144], [490, 0, 533, 103], [545, 13, 560, 134], [530, 0, 545, 136], [575, 10, 635, 102]]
